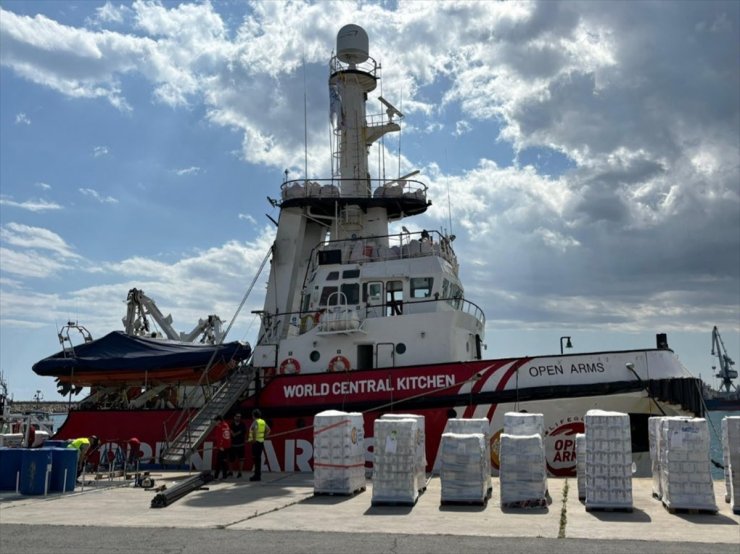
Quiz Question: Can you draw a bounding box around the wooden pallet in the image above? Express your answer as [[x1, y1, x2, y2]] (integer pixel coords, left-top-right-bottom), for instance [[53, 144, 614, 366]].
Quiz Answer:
[[664, 505, 718, 515], [502, 498, 549, 509], [313, 486, 366, 497], [440, 497, 488, 507], [371, 497, 418, 507], [585, 505, 633, 513]]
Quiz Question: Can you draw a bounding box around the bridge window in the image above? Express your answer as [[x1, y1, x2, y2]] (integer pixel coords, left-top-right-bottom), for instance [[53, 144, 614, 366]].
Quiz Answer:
[[327, 271, 339, 281], [319, 286, 338, 306], [340, 283, 360, 305], [343, 269, 360, 279], [410, 277, 433, 298]]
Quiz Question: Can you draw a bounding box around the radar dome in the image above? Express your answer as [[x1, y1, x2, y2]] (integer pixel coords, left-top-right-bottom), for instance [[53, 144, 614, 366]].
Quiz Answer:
[[336, 24, 369, 64]]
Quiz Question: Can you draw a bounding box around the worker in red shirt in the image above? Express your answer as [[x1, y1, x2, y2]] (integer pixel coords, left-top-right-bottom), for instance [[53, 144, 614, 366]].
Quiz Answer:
[[213, 416, 232, 479]]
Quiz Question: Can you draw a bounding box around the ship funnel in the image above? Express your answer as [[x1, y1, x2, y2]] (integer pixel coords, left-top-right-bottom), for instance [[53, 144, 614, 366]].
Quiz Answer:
[[337, 24, 369, 64]]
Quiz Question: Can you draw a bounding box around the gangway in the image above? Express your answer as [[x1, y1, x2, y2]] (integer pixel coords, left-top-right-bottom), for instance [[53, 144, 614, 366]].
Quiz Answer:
[[159, 364, 255, 466]]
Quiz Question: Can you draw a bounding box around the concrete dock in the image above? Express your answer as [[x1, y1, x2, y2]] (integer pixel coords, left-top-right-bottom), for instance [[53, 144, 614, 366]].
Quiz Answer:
[[1, 474, 737, 553]]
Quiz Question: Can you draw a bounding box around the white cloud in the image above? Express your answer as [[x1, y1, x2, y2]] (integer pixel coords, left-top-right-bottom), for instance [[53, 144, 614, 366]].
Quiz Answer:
[[174, 166, 201, 176], [15, 112, 31, 125], [0, 197, 62, 212], [79, 187, 118, 204], [454, 120, 471, 136], [0, 223, 80, 259], [34, 182, 51, 191], [238, 213, 257, 225], [91, 2, 131, 25], [0, 1, 737, 342], [93, 145, 109, 157]]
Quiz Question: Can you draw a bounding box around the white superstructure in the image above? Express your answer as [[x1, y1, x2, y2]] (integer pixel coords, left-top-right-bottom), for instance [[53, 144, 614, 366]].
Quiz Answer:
[[253, 25, 484, 375]]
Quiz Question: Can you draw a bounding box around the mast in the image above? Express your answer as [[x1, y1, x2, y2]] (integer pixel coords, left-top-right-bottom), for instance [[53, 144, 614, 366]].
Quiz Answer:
[[329, 24, 401, 241]]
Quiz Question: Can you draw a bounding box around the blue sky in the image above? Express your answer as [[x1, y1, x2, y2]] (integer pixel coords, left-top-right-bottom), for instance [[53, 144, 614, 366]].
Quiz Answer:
[[1, 1, 738, 400]]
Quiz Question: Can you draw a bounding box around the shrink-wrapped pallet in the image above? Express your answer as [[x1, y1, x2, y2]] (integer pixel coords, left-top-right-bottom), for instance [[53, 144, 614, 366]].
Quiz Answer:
[[504, 412, 544, 438], [576, 433, 586, 501], [721, 416, 739, 512], [372, 418, 419, 505], [659, 417, 717, 513], [499, 433, 548, 507], [439, 433, 488, 504], [584, 410, 633, 510], [648, 416, 663, 499], [381, 413, 426, 491], [443, 418, 492, 493], [313, 410, 365, 495]]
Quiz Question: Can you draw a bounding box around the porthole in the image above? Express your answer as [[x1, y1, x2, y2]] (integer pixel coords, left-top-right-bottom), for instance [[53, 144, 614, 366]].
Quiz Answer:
[[395, 343, 406, 355], [310, 350, 321, 362]]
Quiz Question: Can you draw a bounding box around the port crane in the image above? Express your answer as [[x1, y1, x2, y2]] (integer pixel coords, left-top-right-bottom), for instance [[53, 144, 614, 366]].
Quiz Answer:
[[711, 325, 738, 393]]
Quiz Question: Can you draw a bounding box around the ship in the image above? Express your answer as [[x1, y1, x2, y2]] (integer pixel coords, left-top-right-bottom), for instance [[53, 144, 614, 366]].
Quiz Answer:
[[44, 25, 704, 477]]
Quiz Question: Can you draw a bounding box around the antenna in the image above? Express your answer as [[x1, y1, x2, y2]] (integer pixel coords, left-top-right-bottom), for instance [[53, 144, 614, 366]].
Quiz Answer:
[[445, 149, 453, 237], [379, 96, 403, 120], [397, 90, 403, 179], [303, 51, 309, 180]]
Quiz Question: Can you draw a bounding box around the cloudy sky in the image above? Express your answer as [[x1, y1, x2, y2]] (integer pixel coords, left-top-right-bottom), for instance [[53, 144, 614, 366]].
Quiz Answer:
[[1, 1, 738, 400]]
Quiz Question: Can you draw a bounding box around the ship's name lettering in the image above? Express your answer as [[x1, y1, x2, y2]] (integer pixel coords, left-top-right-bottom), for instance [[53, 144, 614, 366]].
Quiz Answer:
[[282, 374, 455, 399], [529, 362, 605, 377]]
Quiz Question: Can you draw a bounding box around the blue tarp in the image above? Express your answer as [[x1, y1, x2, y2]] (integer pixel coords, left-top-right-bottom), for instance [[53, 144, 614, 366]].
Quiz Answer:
[[32, 331, 251, 376]]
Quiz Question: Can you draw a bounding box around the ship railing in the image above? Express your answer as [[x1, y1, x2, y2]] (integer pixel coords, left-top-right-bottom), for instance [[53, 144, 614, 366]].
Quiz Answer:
[[283, 293, 485, 337], [280, 177, 427, 203], [364, 295, 486, 329], [330, 54, 378, 78], [307, 230, 459, 276]]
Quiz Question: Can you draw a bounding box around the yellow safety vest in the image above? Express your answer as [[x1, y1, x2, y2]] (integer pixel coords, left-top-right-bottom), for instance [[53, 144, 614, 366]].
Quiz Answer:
[[249, 419, 267, 442], [68, 438, 90, 450]]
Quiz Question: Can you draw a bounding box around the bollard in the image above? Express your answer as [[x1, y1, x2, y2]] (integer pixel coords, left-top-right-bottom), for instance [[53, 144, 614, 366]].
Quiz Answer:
[[62, 469, 67, 494]]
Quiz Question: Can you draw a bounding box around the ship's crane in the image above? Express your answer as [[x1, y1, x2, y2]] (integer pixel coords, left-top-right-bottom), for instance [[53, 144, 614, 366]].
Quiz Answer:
[[711, 325, 737, 393], [123, 288, 224, 344]]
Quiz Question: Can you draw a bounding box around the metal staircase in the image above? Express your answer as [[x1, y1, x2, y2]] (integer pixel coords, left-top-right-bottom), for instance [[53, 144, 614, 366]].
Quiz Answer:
[[159, 365, 255, 466]]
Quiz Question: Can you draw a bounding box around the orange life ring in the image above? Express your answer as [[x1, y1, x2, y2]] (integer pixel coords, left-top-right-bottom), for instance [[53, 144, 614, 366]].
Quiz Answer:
[[328, 355, 351, 372], [279, 357, 301, 374]]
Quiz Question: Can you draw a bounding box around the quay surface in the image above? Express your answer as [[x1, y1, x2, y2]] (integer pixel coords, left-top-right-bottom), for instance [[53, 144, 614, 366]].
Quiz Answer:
[[1, 474, 737, 553]]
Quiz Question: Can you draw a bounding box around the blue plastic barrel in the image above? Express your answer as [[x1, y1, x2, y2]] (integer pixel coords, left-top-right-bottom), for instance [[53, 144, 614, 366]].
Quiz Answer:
[[0, 448, 24, 490], [45, 440, 70, 449], [49, 447, 77, 492], [19, 449, 52, 495]]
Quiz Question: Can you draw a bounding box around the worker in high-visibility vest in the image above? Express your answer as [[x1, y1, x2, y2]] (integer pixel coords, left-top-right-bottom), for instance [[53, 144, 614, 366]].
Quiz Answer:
[[247, 409, 270, 481], [67, 435, 99, 477]]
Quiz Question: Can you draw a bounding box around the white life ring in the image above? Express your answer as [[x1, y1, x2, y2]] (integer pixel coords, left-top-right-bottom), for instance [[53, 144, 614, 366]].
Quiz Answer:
[[279, 357, 301, 374], [328, 355, 351, 372]]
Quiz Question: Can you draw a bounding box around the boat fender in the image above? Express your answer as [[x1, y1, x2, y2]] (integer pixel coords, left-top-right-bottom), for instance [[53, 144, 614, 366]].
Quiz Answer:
[[328, 355, 351, 372], [279, 357, 301, 374]]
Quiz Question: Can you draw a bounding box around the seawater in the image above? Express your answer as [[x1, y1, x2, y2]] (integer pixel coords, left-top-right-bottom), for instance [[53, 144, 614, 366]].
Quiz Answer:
[[708, 410, 733, 480], [51, 413, 67, 434]]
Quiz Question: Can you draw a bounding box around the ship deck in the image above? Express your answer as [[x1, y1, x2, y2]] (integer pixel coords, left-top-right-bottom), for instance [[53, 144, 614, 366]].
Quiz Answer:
[[1, 474, 737, 552]]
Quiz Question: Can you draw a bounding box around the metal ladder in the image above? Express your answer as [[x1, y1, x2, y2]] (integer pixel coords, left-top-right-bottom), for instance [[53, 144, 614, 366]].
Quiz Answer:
[[159, 365, 255, 466]]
